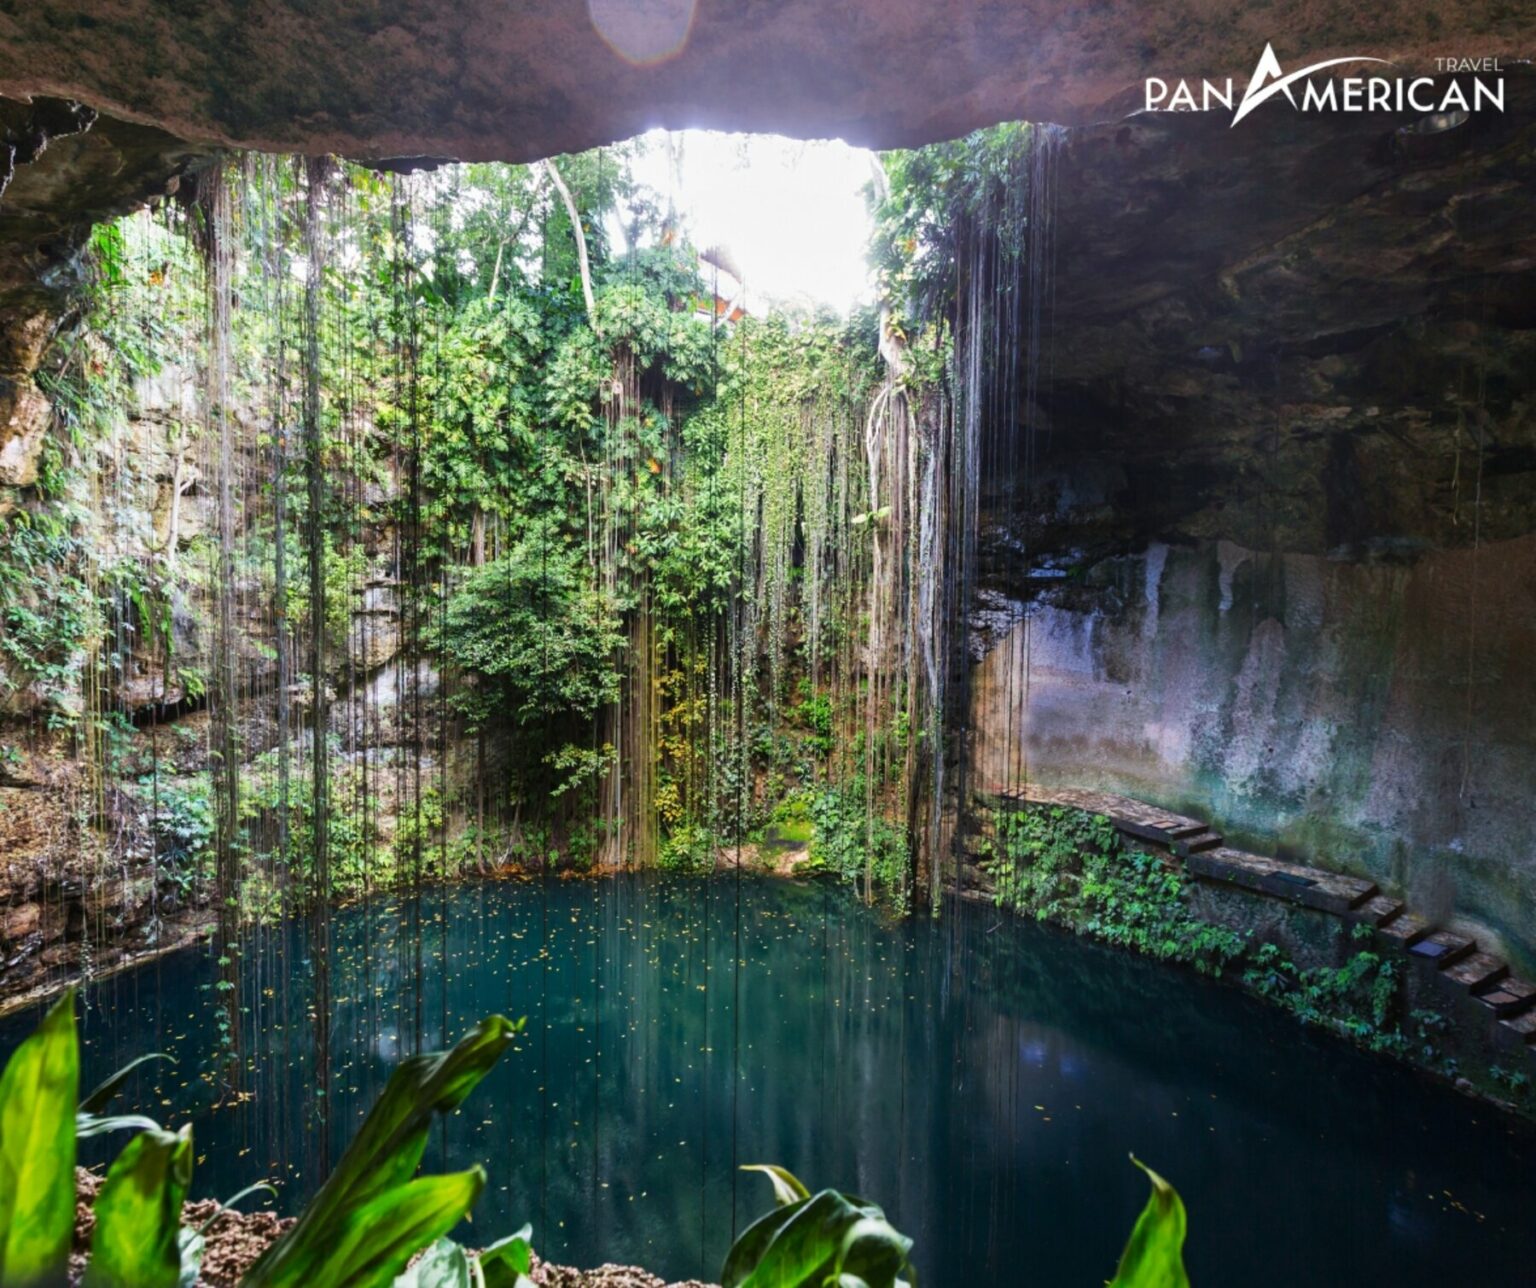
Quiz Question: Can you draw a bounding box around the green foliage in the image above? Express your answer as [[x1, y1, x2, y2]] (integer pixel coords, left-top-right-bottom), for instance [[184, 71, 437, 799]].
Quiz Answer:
[[79, 1052, 176, 1117], [0, 997, 531, 1288], [765, 795, 814, 849], [793, 683, 833, 759], [984, 805, 1439, 1065], [807, 785, 910, 909], [0, 209, 197, 718], [246, 1014, 524, 1287], [149, 777, 215, 894], [0, 511, 99, 708], [21, 138, 936, 914], [439, 534, 622, 731], [1242, 936, 1406, 1055], [3, 886, 1201, 1288], [727, 1159, 1190, 1288], [983, 805, 1245, 976], [872, 121, 1036, 328], [395, 1226, 536, 1288], [474, 1225, 538, 1288], [83, 1125, 194, 1288], [658, 822, 716, 874], [0, 991, 78, 1286], [417, 292, 545, 556], [240, 753, 383, 898], [724, 1167, 915, 1288], [1110, 1157, 1190, 1288]]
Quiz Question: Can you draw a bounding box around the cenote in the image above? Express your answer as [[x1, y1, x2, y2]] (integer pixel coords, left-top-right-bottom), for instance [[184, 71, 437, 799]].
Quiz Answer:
[[7, 875, 1532, 1286], [3, 9, 1536, 1286]]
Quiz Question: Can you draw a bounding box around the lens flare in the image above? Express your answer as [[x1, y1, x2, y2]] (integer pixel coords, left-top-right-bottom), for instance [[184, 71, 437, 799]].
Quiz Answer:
[[587, 0, 698, 66]]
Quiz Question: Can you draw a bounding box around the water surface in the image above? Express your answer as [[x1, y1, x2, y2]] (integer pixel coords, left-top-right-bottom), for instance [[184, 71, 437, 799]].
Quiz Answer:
[[7, 875, 1533, 1286]]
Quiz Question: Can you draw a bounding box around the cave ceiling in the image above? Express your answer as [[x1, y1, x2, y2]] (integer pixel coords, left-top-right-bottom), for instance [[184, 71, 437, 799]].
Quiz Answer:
[[2, 0, 1524, 160], [1, 1, 1533, 555]]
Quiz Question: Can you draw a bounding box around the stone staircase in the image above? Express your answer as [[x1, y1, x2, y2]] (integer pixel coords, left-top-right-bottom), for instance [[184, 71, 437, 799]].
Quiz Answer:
[[983, 784, 1536, 1062]]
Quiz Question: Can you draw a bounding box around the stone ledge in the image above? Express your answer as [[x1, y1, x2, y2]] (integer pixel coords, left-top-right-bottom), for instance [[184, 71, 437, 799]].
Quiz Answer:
[[980, 783, 1536, 1049], [1187, 846, 1378, 916]]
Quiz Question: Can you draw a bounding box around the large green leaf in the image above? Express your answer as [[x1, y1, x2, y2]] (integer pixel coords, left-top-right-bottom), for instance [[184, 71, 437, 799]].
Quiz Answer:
[[476, 1222, 535, 1288], [77, 1112, 162, 1140], [176, 1228, 205, 1288], [83, 1124, 194, 1288], [1109, 1157, 1190, 1288], [723, 1186, 915, 1288], [0, 990, 79, 1288], [245, 1016, 519, 1286], [835, 1215, 915, 1287], [741, 1164, 810, 1207], [79, 1052, 175, 1114], [392, 1223, 536, 1288], [392, 1237, 472, 1288], [276, 1168, 487, 1288]]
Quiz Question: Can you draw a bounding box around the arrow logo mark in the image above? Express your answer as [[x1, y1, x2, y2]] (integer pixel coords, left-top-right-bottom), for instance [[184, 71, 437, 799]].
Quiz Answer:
[[1230, 43, 1394, 126]]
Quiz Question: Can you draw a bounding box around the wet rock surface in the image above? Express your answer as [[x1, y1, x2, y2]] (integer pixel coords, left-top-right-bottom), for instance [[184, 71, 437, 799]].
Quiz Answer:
[[971, 74, 1536, 968], [993, 69, 1536, 571]]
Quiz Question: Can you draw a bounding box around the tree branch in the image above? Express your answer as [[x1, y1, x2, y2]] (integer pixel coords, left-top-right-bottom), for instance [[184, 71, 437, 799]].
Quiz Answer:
[[541, 158, 599, 334]]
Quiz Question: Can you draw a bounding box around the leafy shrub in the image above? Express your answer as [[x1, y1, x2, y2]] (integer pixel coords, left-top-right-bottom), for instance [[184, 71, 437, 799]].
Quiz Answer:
[[793, 684, 834, 759], [659, 822, 716, 874], [439, 531, 621, 731], [0, 513, 100, 710], [0, 993, 526, 1288], [982, 805, 1244, 976], [1242, 934, 1407, 1056], [728, 1158, 1189, 1288], [808, 785, 910, 909], [148, 777, 215, 900], [724, 1166, 916, 1288]]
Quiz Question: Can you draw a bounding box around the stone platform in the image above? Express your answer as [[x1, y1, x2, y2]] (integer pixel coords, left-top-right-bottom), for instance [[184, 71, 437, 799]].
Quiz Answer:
[[985, 783, 1536, 1058]]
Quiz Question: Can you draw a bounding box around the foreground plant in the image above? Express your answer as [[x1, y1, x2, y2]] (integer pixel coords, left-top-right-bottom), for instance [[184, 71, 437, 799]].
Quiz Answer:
[[244, 1015, 523, 1287], [0, 992, 526, 1288], [723, 1166, 916, 1288], [727, 1156, 1189, 1288], [1109, 1158, 1189, 1288], [393, 1226, 537, 1288], [0, 992, 76, 1286]]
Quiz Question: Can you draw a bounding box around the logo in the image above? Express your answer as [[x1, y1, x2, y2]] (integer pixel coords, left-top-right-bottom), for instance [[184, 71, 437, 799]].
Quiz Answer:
[[1145, 43, 1506, 125]]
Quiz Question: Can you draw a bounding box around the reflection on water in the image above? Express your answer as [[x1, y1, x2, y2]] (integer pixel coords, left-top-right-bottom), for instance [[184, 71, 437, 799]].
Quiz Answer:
[[6, 875, 1534, 1286]]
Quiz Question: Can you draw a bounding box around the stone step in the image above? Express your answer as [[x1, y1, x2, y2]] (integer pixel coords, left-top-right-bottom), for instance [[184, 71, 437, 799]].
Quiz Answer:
[[1407, 929, 1477, 968], [1497, 1008, 1536, 1051], [1477, 976, 1536, 1018], [1187, 847, 1378, 915], [1376, 911, 1437, 948], [1347, 894, 1406, 927], [1172, 831, 1223, 857], [1441, 951, 1508, 993], [1006, 785, 1211, 848]]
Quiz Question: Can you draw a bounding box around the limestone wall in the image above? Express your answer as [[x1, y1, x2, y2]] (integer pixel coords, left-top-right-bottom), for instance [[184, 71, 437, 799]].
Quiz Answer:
[[970, 536, 1536, 971]]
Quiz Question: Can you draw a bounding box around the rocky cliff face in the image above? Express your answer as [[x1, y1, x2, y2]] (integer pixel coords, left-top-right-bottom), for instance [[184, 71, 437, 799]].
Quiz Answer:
[[972, 538, 1536, 970], [969, 76, 1536, 969], [0, 341, 420, 1000], [1, 101, 206, 518]]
